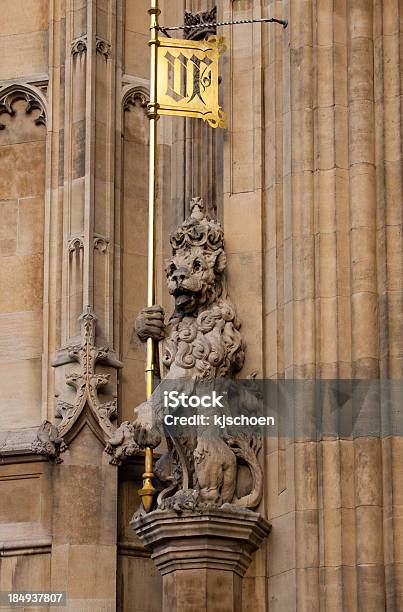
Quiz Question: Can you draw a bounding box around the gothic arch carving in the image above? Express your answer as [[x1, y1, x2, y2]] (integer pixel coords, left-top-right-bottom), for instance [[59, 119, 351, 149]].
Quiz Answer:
[[71, 35, 87, 56], [0, 83, 47, 130], [122, 85, 149, 113]]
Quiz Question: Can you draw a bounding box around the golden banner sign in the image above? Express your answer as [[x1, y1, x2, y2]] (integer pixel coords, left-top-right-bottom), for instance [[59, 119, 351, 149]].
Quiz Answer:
[[157, 35, 226, 128]]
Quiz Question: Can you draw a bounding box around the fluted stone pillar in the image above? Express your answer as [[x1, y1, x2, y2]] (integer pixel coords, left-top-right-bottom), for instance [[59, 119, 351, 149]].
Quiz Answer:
[[132, 509, 271, 612]]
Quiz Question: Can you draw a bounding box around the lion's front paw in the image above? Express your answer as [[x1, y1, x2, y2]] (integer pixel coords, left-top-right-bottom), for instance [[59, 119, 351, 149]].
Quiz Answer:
[[134, 305, 165, 343], [132, 422, 161, 450]]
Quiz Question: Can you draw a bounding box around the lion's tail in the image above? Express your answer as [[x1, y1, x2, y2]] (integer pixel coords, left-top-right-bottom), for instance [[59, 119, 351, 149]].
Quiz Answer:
[[228, 436, 263, 510]]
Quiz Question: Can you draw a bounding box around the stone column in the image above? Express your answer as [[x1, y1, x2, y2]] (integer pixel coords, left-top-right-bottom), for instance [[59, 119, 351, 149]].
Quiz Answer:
[[46, 1, 120, 609], [168, 1, 224, 222], [132, 509, 271, 612]]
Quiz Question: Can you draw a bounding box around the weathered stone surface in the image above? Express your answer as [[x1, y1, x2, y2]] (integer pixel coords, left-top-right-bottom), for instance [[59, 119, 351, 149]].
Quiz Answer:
[[132, 508, 270, 611], [0, 0, 401, 610], [0, 427, 39, 455], [133, 508, 271, 577]]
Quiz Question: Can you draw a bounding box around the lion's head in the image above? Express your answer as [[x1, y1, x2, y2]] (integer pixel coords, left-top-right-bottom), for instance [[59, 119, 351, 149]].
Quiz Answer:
[[166, 198, 226, 315]]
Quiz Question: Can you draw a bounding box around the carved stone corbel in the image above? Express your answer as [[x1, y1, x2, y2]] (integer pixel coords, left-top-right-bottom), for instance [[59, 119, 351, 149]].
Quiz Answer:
[[68, 236, 84, 254], [96, 37, 111, 60], [31, 421, 67, 463], [94, 236, 110, 253], [132, 508, 271, 612], [71, 36, 88, 56]]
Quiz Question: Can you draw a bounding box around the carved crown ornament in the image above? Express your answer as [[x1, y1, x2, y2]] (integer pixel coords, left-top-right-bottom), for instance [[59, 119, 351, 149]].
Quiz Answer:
[[0, 83, 47, 130], [170, 196, 224, 253], [32, 307, 123, 462]]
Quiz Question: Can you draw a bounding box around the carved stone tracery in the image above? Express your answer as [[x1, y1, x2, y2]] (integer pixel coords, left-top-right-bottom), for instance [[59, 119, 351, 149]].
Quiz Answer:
[[184, 6, 217, 41], [68, 236, 84, 254], [94, 236, 109, 253], [0, 84, 47, 129], [122, 86, 149, 113]]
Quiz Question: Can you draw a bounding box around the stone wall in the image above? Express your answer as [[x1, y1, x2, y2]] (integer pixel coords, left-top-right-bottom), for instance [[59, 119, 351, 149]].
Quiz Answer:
[[0, 0, 48, 430], [0, 0, 401, 611]]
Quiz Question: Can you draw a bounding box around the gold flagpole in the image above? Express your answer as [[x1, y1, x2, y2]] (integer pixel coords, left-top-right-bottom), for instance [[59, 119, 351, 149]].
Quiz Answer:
[[138, 0, 159, 513], [134, 4, 285, 513]]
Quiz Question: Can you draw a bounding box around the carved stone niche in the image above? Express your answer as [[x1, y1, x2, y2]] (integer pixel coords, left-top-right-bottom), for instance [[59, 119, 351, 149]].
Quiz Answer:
[[132, 508, 271, 612]]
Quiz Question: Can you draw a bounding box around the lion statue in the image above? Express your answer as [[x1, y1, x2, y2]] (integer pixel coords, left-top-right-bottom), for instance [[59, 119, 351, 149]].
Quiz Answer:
[[135, 197, 245, 380], [114, 197, 263, 512]]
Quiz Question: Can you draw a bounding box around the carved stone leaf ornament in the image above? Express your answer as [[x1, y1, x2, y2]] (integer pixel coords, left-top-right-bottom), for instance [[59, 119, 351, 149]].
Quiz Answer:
[[31, 421, 67, 463]]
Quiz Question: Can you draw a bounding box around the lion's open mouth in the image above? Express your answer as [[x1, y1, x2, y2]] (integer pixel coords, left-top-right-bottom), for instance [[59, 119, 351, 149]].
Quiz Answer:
[[174, 288, 193, 307], [173, 288, 200, 310]]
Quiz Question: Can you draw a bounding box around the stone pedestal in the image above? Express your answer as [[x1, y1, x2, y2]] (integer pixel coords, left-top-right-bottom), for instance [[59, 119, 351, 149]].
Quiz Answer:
[[132, 508, 271, 612]]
